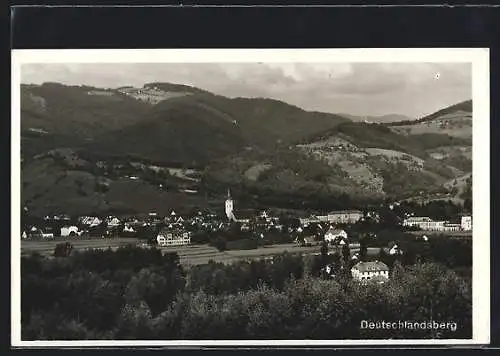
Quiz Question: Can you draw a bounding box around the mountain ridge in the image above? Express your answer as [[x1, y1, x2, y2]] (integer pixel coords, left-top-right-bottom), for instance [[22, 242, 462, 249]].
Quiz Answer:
[[20, 82, 473, 216]]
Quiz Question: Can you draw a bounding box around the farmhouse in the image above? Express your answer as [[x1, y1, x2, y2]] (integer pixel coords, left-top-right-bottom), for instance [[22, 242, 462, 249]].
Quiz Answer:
[[157, 228, 191, 247], [351, 261, 390, 283], [324, 228, 348, 245]]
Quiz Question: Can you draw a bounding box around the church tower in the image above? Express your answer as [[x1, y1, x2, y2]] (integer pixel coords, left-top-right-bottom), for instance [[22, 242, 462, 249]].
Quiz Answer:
[[225, 189, 235, 221]]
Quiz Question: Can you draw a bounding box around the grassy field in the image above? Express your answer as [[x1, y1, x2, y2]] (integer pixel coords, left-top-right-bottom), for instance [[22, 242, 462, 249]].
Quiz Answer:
[[21, 238, 379, 266], [21, 237, 140, 257], [408, 231, 472, 238]]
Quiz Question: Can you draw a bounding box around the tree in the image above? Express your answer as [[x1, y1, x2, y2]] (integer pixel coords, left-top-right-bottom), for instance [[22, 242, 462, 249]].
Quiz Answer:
[[320, 240, 328, 258], [392, 260, 405, 282], [359, 237, 368, 262], [342, 244, 351, 265], [54, 242, 73, 257]]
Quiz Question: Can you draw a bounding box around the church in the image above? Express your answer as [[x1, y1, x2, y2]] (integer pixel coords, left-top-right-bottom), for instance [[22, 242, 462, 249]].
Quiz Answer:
[[225, 189, 237, 222]]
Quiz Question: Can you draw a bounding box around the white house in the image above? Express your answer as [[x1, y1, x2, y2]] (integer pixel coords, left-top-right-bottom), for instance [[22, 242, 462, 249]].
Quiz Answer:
[[22, 231, 27, 239], [156, 229, 191, 247], [324, 228, 348, 245], [80, 216, 102, 227], [351, 261, 390, 283], [60, 225, 81, 237], [327, 210, 364, 224], [389, 244, 402, 255], [41, 231, 54, 239], [461, 216, 472, 231], [106, 216, 121, 227], [123, 225, 135, 233]]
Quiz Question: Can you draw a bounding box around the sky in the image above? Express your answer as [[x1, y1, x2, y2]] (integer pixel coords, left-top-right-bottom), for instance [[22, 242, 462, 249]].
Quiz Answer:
[[21, 62, 472, 118]]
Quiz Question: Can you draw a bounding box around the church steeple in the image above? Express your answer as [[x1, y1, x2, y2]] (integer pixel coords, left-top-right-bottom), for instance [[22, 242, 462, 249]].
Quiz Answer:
[[227, 189, 232, 199]]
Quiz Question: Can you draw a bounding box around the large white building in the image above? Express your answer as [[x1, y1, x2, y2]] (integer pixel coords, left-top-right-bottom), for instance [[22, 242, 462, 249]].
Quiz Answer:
[[351, 261, 390, 283], [327, 210, 364, 224], [157, 229, 191, 247], [403, 217, 446, 231], [404, 216, 472, 232]]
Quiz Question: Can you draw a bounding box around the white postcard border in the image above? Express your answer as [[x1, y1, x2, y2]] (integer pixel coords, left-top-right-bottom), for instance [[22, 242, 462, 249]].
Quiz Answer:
[[11, 48, 490, 347]]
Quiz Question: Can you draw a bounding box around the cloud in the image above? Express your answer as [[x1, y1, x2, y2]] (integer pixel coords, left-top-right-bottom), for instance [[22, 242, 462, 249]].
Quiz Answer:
[[21, 62, 471, 117]]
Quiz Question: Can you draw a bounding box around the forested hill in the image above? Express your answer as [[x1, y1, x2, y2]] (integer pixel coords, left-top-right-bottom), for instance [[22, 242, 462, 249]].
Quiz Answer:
[[20, 82, 472, 216]]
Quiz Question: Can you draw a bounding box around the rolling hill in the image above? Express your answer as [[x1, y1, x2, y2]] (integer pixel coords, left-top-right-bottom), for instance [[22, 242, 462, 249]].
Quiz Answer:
[[19, 82, 472, 216], [202, 99, 473, 208], [80, 91, 350, 166]]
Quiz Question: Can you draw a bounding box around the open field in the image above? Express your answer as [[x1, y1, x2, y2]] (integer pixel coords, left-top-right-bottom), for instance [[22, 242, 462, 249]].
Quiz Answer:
[[21, 237, 140, 257], [21, 238, 379, 266]]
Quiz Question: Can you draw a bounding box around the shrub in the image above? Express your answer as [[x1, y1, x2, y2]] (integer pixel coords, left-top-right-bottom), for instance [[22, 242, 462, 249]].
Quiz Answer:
[[54, 242, 73, 257]]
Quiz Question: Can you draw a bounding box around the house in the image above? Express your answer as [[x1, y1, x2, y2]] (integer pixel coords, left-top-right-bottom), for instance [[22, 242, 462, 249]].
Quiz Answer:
[[403, 217, 446, 231], [22, 231, 27, 239], [388, 243, 403, 255], [442, 223, 462, 232], [41, 231, 54, 239], [461, 216, 472, 231], [79, 216, 102, 227], [60, 225, 81, 237], [416, 234, 429, 242], [123, 225, 136, 233], [326, 210, 364, 224], [156, 228, 191, 247], [324, 227, 348, 245], [295, 235, 316, 247], [106, 216, 121, 227], [351, 261, 390, 283], [299, 216, 320, 226]]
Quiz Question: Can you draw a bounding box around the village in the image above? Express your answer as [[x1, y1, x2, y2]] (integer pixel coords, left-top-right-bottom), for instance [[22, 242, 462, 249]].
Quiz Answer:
[[21, 188, 472, 284]]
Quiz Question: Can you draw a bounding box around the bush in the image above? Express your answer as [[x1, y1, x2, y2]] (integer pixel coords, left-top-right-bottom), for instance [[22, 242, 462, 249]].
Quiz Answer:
[[226, 238, 258, 250], [54, 242, 73, 257], [211, 236, 227, 251]]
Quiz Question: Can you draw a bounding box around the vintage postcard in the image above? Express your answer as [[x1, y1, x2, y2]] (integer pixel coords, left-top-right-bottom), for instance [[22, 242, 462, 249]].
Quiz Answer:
[[11, 48, 490, 347]]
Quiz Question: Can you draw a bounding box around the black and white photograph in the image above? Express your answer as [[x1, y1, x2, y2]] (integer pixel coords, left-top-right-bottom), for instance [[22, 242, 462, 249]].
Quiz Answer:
[[11, 49, 490, 346]]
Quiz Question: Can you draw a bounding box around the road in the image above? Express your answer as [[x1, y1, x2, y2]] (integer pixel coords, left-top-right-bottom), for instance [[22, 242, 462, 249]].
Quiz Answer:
[[21, 238, 379, 266]]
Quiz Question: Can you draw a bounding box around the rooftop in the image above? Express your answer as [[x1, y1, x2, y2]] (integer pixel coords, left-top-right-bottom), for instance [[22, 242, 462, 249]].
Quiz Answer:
[[328, 210, 363, 215], [352, 261, 389, 273]]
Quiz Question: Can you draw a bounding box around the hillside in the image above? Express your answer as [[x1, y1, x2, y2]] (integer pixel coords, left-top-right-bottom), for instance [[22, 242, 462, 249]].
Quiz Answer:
[[386, 100, 472, 126], [81, 92, 350, 166], [21, 148, 220, 217], [20, 82, 472, 215], [21, 83, 151, 137], [21, 83, 152, 161]]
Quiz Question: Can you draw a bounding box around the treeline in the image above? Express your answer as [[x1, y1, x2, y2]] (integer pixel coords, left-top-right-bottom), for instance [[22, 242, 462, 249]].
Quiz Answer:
[[22, 241, 472, 340]]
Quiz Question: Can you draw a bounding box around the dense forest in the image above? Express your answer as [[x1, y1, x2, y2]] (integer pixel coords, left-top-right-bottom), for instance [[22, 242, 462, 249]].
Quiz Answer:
[[22, 236, 472, 340]]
